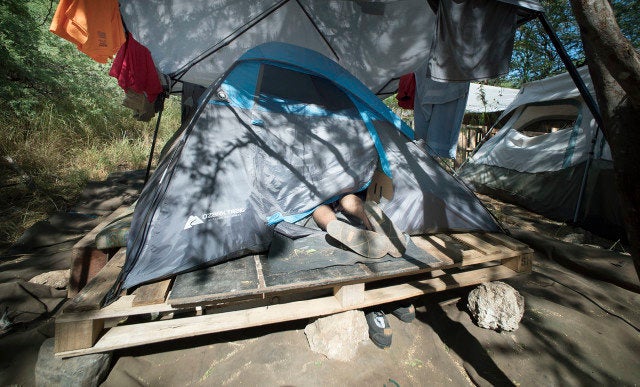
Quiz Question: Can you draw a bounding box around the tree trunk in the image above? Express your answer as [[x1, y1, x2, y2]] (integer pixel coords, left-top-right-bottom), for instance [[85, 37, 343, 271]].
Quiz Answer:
[[568, 0, 640, 280]]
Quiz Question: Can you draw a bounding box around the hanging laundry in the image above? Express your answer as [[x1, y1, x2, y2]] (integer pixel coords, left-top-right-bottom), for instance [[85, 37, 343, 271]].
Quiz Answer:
[[109, 33, 163, 104], [414, 63, 470, 159], [50, 0, 125, 64], [122, 89, 156, 122], [396, 73, 416, 110], [428, 0, 518, 81]]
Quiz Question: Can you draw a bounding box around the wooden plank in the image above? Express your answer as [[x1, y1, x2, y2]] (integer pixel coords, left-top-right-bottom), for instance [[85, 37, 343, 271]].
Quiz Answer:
[[254, 255, 266, 289], [56, 264, 521, 357], [410, 236, 456, 265], [428, 235, 481, 261], [63, 249, 126, 313], [502, 252, 534, 273], [169, 264, 369, 308], [483, 232, 530, 251], [132, 279, 173, 307], [362, 264, 518, 304], [450, 233, 501, 254], [169, 255, 259, 303], [68, 206, 130, 297], [333, 283, 364, 308], [55, 319, 104, 353], [413, 235, 517, 267], [57, 295, 179, 323]]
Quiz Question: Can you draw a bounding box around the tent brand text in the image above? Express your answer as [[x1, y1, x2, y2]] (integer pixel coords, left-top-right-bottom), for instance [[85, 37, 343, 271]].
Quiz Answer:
[[184, 208, 246, 230], [202, 208, 246, 219]]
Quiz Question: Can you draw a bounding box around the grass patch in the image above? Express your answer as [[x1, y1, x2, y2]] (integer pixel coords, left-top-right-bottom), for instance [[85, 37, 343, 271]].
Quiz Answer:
[[0, 0, 182, 250], [0, 99, 179, 250]]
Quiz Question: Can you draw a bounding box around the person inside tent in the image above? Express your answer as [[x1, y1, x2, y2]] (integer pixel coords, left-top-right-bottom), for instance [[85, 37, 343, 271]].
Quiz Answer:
[[310, 182, 415, 350], [312, 194, 405, 259]]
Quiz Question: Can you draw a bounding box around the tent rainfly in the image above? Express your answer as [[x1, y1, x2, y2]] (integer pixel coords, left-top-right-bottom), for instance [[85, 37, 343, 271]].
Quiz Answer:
[[119, 0, 544, 94]]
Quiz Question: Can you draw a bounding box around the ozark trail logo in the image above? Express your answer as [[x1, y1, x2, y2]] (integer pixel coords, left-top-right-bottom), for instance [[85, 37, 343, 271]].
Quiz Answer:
[[183, 208, 246, 230], [183, 215, 204, 230]]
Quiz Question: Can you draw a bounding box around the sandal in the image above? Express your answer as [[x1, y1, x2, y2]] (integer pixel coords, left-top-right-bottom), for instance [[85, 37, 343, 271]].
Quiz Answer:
[[365, 310, 392, 348], [326, 220, 389, 259], [390, 303, 415, 323], [364, 202, 407, 257]]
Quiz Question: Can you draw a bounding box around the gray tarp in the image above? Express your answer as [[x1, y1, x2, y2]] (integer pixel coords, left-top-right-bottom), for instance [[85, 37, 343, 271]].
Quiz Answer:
[[120, 0, 541, 93]]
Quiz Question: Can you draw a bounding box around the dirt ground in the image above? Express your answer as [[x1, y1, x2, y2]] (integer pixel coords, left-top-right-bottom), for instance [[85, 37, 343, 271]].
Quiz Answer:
[[1, 172, 639, 386]]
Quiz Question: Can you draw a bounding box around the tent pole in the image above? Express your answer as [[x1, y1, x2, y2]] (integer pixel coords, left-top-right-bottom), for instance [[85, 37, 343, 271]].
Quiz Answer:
[[144, 95, 165, 187], [538, 12, 603, 224], [537, 13, 603, 128]]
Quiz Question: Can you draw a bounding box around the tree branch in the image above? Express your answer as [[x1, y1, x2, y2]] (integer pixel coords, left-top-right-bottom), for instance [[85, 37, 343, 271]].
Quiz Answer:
[[569, 0, 640, 107]]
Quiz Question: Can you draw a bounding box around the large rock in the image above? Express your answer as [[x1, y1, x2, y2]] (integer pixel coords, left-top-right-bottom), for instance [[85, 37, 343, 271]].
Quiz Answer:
[[467, 281, 525, 332], [35, 338, 112, 387], [304, 310, 369, 361]]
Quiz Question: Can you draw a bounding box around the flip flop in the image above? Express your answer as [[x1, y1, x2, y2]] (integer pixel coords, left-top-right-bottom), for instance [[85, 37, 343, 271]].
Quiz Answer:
[[364, 201, 407, 258], [326, 220, 389, 259]]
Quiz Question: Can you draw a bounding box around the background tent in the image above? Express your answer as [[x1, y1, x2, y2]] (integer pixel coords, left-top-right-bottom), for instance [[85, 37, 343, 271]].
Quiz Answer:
[[111, 43, 502, 295], [458, 67, 624, 238], [466, 83, 519, 113]]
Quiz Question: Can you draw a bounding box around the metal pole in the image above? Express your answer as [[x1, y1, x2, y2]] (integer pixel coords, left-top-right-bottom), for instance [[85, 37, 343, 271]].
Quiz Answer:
[[538, 13, 603, 224], [144, 95, 165, 186]]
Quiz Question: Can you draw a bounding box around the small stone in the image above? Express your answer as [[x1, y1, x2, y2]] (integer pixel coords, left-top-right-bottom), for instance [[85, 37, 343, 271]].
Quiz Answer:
[[30, 270, 70, 289], [304, 310, 369, 361], [561, 233, 584, 244], [467, 281, 525, 332], [35, 338, 112, 387]]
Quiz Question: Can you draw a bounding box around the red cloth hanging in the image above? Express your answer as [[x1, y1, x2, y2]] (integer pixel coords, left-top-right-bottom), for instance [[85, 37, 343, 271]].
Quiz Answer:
[[396, 73, 416, 110], [109, 33, 163, 103]]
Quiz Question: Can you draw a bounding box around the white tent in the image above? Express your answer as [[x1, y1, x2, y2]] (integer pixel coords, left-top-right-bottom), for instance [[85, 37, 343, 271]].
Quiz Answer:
[[459, 67, 623, 238], [466, 83, 519, 113], [467, 66, 610, 172]]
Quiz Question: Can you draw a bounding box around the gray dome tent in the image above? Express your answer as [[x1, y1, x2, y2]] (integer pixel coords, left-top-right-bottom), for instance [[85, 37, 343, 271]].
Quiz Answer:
[[111, 43, 503, 295]]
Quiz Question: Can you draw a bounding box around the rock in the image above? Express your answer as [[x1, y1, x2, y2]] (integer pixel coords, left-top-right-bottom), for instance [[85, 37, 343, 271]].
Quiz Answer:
[[35, 338, 112, 387], [561, 233, 584, 244], [467, 281, 524, 332], [29, 270, 70, 289], [304, 310, 369, 361]]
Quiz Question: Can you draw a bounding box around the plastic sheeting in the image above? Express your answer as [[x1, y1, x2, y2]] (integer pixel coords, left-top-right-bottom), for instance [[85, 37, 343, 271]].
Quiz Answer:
[[466, 83, 519, 113]]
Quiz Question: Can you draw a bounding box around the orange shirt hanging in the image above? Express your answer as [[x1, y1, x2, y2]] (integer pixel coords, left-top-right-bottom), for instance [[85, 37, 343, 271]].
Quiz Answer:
[[50, 0, 125, 63]]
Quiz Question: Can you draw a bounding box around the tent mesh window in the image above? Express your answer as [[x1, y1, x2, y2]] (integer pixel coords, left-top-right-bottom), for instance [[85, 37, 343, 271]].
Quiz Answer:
[[513, 103, 578, 137], [256, 64, 358, 116]]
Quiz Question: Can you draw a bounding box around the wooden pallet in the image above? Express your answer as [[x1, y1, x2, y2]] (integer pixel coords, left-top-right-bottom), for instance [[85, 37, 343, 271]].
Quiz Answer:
[[55, 232, 532, 358]]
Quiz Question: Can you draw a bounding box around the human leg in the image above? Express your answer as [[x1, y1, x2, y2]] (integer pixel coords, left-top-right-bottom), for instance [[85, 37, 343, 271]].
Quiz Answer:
[[313, 201, 388, 258], [312, 204, 337, 231], [338, 194, 372, 230]]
